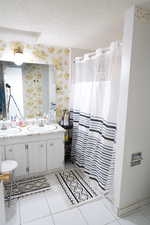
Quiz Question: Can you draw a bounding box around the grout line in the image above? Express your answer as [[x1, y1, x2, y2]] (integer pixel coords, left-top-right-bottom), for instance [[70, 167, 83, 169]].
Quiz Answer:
[[100, 197, 119, 219], [116, 219, 122, 225], [18, 198, 22, 225], [52, 204, 77, 215], [44, 186, 77, 215], [78, 207, 90, 225], [44, 173, 76, 215], [44, 190, 56, 225], [21, 215, 54, 225], [18, 192, 51, 224], [49, 195, 105, 216], [47, 192, 104, 216], [105, 219, 120, 225], [78, 204, 117, 225], [107, 219, 117, 224]]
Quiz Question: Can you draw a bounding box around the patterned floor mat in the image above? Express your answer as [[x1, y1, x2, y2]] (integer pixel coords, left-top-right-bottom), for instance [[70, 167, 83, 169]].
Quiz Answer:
[[4, 175, 51, 200], [55, 169, 98, 205]]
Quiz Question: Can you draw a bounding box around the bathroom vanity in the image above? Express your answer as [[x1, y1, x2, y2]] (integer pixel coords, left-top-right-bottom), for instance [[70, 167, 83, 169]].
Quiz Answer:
[[0, 124, 65, 178]]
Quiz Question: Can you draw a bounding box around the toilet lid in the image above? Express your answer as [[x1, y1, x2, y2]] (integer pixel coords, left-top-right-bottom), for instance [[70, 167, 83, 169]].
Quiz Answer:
[[1, 160, 18, 173]]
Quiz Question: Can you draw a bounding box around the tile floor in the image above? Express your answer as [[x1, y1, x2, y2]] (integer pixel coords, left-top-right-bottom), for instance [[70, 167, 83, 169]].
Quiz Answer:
[[5, 170, 150, 225]]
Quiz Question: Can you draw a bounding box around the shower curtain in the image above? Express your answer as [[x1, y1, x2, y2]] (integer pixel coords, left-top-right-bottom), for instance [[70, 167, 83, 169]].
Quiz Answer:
[[70, 42, 121, 191]]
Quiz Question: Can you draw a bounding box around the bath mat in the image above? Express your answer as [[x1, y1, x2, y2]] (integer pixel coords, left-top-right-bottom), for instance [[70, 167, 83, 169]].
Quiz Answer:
[[55, 169, 98, 205], [4, 175, 51, 200]]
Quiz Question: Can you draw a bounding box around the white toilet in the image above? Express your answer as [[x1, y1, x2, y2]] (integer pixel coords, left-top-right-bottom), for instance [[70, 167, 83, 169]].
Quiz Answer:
[[1, 160, 18, 206]]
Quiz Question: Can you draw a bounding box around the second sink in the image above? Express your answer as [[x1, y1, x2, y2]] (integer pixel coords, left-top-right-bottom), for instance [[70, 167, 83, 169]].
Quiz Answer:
[[27, 124, 58, 133]]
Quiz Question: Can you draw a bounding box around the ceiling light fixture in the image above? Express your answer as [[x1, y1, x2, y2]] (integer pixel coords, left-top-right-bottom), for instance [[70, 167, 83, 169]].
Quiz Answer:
[[14, 46, 24, 66]]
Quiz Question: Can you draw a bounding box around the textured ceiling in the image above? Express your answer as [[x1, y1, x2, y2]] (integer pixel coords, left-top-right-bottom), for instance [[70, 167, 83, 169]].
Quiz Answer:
[[0, 0, 150, 49]]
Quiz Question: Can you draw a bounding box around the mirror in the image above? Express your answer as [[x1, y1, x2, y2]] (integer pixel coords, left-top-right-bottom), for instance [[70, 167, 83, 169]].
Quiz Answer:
[[0, 61, 55, 120]]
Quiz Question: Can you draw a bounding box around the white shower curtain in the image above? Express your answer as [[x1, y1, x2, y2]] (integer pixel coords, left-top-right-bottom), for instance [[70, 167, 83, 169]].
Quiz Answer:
[[70, 42, 121, 191]]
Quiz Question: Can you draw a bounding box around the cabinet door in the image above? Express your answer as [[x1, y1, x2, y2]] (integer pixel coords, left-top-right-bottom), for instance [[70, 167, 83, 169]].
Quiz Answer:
[[28, 142, 46, 174], [47, 139, 64, 170], [5, 144, 27, 177]]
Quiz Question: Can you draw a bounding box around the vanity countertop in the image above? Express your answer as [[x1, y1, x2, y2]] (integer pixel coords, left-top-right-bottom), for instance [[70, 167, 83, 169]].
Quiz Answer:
[[0, 123, 65, 140]]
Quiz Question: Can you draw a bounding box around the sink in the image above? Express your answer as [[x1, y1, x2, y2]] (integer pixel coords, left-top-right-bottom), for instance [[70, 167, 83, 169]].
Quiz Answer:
[[0, 127, 22, 135], [27, 124, 58, 133]]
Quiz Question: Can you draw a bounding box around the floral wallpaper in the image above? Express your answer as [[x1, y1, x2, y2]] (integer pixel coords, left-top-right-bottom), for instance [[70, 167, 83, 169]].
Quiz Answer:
[[0, 40, 71, 121], [135, 7, 150, 23], [22, 63, 49, 118]]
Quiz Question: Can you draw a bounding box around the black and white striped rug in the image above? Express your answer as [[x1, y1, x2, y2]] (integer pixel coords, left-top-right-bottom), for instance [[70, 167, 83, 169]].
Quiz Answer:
[[55, 169, 98, 205]]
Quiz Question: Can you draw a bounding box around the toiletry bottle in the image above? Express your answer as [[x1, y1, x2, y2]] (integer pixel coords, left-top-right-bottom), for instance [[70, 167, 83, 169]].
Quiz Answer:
[[64, 111, 69, 127], [60, 110, 66, 126], [11, 116, 17, 128]]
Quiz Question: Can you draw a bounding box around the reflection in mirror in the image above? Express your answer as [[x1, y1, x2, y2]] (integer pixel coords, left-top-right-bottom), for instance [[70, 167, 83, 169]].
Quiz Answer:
[[5, 64, 24, 119], [0, 61, 55, 120], [0, 63, 6, 119]]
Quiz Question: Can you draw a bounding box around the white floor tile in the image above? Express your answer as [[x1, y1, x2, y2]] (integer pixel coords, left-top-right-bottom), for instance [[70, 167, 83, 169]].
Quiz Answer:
[[118, 212, 150, 225], [101, 198, 119, 218], [23, 216, 54, 225], [5, 200, 20, 225], [53, 208, 87, 225], [140, 204, 150, 222], [109, 221, 121, 225], [79, 199, 115, 225], [45, 185, 72, 214], [20, 193, 50, 224]]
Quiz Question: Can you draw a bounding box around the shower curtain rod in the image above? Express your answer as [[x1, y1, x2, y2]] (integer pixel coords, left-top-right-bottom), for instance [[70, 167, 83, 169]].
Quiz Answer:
[[74, 41, 122, 63], [73, 47, 110, 63]]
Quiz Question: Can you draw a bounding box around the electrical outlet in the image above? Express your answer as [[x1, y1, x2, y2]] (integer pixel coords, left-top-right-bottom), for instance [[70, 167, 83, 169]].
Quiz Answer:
[[131, 152, 143, 167]]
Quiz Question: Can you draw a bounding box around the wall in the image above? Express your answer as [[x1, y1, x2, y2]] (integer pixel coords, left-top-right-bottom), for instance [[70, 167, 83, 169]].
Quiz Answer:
[[70, 48, 92, 61], [0, 40, 70, 120], [22, 63, 49, 118], [114, 6, 150, 214]]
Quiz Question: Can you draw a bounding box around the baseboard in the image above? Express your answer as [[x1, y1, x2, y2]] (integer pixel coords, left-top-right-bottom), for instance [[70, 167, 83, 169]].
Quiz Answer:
[[115, 197, 150, 217]]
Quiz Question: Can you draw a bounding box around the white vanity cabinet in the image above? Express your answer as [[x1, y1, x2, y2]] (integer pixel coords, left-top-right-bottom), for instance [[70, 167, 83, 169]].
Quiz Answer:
[[47, 139, 64, 170], [1, 126, 65, 178], [28, 142, 47, 174], [5, 144, 27, 177]]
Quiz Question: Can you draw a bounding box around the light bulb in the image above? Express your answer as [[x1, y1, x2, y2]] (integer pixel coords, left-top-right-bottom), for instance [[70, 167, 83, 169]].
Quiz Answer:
[[14, 52, 24, 65]]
